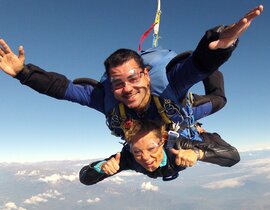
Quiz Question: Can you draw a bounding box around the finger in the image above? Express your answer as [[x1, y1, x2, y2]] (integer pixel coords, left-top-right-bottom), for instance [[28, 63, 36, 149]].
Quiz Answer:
[[102, 164, 116, 175], [244, 5, 263, 21], [174, 157, 181, 166], [18, 45, 25, 63], [170, 148, 179, 155], [107, 168, 116, 175], [115, 152, 121, 164], [110, 159, 120, 172], [180, 160, 187, 167], [0, 48, 5, 57], [238, 6, 262, 28], [208, 40, 219, 50], [106, 159, 119, 173], [0, 39, 12, 54]]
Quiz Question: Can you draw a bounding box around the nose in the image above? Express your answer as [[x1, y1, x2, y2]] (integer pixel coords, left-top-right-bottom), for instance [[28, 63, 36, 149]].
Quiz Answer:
[[141, 151, 151, 161], [122, 82, 133, 92]]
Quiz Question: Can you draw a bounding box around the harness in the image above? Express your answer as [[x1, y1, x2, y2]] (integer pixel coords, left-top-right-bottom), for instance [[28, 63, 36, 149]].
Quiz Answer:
[[106, 94, 202, 143]]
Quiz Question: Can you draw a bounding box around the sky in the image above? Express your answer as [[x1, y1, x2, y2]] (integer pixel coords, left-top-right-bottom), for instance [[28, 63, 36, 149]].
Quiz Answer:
[[0, 0, 269, 162]]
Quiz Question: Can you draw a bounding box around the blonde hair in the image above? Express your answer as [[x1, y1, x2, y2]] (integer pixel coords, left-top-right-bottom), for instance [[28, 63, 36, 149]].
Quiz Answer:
[[124, 120, 167, 143]]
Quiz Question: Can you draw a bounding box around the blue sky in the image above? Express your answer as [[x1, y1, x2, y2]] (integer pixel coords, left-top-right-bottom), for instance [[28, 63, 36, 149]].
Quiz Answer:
[[0, 0, 269, 162]]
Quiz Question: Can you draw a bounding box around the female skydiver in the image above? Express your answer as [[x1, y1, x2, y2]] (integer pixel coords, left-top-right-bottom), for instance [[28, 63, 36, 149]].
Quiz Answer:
[[79, 120, 240, 185]]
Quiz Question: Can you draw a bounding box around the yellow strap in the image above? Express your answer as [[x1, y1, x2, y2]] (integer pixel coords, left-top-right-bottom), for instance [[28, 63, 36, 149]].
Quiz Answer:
[[119, 103, 126, 120], [189, 91, 194, 106], [153, 96, 171, 125]]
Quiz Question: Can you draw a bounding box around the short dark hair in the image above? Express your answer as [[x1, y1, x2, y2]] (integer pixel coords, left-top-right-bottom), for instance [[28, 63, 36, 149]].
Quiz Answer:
[[104, 49, 145, 77]]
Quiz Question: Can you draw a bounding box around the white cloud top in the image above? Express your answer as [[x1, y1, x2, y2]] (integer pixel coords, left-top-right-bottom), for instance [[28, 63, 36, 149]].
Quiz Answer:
[[87, 197, 101, 203], [2, 202, 26, 210], [141, 182, 159, 191], [116, 171, 141, 177], [108, 176, 125, 184], [16, 170, 40, 176], [23, 190, 62, 205], [202, 176, 247, 189], [38, 173, 78, 184]]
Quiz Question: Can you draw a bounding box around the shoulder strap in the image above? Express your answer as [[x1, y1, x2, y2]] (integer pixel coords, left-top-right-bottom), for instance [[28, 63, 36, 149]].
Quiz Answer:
[[119, 103, 126, 121], [153, 96, 172, 125]]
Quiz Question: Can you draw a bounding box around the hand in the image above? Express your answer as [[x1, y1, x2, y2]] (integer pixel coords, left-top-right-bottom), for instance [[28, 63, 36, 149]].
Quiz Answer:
[[171, 148, 198, 167], [100, 153, 121, 175], [209, 5, 263, 50], [0, 39, 25, 77]]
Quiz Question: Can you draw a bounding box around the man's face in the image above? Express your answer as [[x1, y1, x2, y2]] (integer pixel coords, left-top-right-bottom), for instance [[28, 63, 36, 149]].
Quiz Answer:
[[109, 59, 151, 111], [130, 130, 164, 172]]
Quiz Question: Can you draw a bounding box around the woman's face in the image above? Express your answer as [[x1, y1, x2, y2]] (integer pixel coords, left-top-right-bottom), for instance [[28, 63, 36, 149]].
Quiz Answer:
[[130, 130, 164, 172]]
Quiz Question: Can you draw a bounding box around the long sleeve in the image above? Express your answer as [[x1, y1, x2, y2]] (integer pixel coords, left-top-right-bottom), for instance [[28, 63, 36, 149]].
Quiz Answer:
[[79, 161, 110, 186], [176, 132, 240, 167], [15, 64, 69, 99], [15, 63, 105, 113], [79, 149, 134, 185], [167, 25, 238, 101], [192, 25, 238, 73], [198, 132, 240, 167]]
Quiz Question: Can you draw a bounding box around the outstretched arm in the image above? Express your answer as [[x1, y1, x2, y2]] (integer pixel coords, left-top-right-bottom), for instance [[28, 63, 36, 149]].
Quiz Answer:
[[192, 5, 263, 75], [0, 39, 25, 77], [209, 5, 263, 50], [79, 152, 124, 185], [175, 133, 240, 167], [170, 148, 203, 167]]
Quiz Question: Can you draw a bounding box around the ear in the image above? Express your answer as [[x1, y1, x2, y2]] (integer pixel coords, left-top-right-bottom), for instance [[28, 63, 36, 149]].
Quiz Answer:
[[143, 66, 149, 74], [143, 68, 151, 82]]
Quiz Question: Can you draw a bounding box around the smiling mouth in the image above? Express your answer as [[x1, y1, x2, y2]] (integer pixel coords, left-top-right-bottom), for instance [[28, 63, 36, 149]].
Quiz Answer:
[[144, 161, 154, 167], [124, 93, 137, 101]]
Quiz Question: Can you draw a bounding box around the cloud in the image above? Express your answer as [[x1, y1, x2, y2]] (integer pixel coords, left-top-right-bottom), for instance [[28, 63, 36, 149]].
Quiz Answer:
[[141, 182, 159, 192], [38, 173, 78, 184], [117, 171, 142, 177], [86, 197, 101, 204], [108, 176, 125, 184], [16, 170, 40, 176], [241, 158, 270, 167], [28, 170, 40, 176], [202, 156, 270, 190], [23, 190, 62, 205], [239, 146, 270, 153], [2, 202, 26, 210], [15, 170, 26, 176], [102, 171, 142, 185], [202, 175, 249, 189]]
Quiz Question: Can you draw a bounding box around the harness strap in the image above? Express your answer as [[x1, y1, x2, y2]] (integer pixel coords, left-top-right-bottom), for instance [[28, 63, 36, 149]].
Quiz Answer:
[[153, 96, 172, 125], [119, 103, 126, 121], [189, 92, 194, 106]]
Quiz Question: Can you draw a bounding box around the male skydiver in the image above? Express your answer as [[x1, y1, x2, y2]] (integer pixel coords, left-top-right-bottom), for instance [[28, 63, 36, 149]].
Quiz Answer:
[[0, 5, 263, 141]]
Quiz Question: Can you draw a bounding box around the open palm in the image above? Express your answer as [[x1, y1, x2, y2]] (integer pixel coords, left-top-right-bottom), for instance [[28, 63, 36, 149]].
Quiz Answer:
[[0, 39, 25, 77]]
